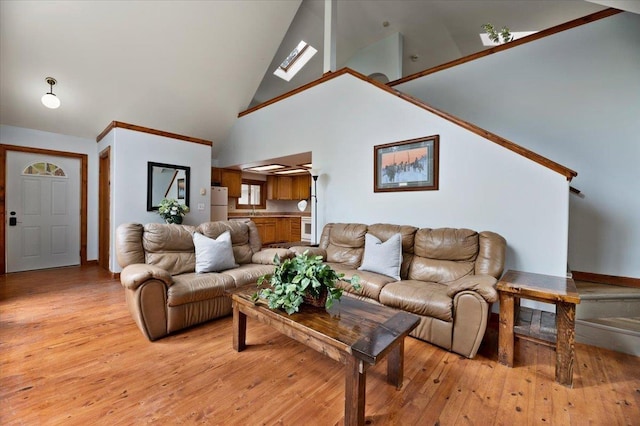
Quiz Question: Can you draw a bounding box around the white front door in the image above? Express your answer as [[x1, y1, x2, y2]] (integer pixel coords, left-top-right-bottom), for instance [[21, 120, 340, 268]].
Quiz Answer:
[[5, 151, 80, 272]]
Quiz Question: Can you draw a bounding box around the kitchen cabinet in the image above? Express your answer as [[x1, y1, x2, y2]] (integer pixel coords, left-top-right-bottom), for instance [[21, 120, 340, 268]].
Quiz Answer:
[[267, 175, 310, 200], [266, 176, 278, 200], [292, 175, 311, 200], [290, 217, 301, 241], [276, 176, 293, 200], [251, 217, 278, 245], [211, 167, 242, 198], [276, 218, 290, 242], [248, 217, 303, 245]]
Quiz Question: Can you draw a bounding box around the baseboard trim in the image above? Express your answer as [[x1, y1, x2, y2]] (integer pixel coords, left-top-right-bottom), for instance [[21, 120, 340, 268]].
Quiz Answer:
[[572, 271, 640, 289]]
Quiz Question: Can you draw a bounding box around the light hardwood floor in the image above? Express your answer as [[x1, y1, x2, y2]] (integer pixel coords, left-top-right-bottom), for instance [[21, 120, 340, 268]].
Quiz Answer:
[[1, 266, 639, 425]]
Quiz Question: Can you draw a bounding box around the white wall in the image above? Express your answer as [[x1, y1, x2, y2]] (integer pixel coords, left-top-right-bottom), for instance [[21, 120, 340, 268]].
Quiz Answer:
[[97, 128, 212, 272], [1, 125, 99, 261], [219, 73, 570, 279], [345, 32, 403, 82], [396, 12, 640, 278]]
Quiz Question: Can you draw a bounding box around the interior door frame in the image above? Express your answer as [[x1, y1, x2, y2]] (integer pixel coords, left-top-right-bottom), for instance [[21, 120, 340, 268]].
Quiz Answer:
[[98, 147, 110, 271], [0, 144, 88, 274]]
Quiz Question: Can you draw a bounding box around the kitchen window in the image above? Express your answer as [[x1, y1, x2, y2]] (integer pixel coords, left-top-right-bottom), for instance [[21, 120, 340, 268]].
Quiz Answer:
[[237, 180, 266, 209]]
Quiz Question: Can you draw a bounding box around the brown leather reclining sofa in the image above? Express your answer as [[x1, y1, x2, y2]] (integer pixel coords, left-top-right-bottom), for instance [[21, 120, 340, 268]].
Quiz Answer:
[[291, 223, 506, 358], [116, 220, 505, 359], [116, 220, 291, 341]]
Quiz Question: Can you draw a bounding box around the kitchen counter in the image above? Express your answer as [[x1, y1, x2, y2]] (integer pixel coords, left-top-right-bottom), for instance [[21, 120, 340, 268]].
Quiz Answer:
[[228, 212, 310, 219]]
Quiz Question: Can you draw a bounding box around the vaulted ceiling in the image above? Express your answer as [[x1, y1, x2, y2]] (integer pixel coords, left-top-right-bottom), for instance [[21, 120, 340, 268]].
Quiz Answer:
[[0, 0, 618, 157]]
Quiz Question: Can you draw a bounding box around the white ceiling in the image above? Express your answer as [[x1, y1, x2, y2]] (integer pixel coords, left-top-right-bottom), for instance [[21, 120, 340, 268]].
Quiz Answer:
[[0, 0, 301, 148], [0, 0, 617, 162], [250, 0, 607, 106]]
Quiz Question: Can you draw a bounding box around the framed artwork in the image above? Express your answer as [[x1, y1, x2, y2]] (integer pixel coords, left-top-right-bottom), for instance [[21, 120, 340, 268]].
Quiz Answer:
[[177, 178, 185, 199], [374, 135, 439, 192]]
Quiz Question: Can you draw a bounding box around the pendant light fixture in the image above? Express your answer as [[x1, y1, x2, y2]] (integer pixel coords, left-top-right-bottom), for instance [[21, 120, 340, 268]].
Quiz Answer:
[[41, 77, 60, 109]]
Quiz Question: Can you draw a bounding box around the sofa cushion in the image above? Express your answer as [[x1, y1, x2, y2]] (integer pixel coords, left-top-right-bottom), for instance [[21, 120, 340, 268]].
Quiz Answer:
[[193, 231, 238, 273], [222, 263, 275, 288], [143, 223, 197, 275], [322, 223, 368, 267], [379, 280, 453, 322], [358, 233, 402, 280], [167, 272, 236, 307], [409, 228, 478, 283], [414, 228, 478, 261], [331, 263, 396, 301]]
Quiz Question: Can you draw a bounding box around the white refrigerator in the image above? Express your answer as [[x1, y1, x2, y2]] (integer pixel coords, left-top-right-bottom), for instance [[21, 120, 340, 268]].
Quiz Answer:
[[210, 187, 228, 221]]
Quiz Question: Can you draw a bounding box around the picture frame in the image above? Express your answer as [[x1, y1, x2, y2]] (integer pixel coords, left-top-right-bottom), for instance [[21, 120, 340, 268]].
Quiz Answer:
[[374, 135, 439, 192], [177, 178, 185, 199]]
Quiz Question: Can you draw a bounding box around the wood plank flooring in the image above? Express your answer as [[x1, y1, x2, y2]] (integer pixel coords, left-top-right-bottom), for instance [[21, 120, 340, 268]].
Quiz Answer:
[[1, 266, 639, 425]]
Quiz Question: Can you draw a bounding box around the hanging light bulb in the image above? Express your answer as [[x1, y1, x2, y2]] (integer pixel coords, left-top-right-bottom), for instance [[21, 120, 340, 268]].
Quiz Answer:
[[41, 77, 60, 109]]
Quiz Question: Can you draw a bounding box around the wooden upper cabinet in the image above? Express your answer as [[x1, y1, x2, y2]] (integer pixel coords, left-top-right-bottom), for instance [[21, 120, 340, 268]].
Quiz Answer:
[[211, 167, 222, 186], [292, 175, 311, 200], [266, 175, 278, 200], [276, 176, 293, 200], [212, 167, 242, 198], [266, 175, 310, 200]]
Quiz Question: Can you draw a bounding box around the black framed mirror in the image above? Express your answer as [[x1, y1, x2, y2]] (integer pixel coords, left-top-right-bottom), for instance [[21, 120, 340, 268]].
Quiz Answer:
[[147, 162, 190, 211]]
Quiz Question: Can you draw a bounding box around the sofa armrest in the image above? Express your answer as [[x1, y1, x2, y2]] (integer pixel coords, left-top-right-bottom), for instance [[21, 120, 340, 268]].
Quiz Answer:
[[251, 248, 293, 265], [120, 264, 173, 290], [446, 275, 498, 303], [288, 246, 327, 259]]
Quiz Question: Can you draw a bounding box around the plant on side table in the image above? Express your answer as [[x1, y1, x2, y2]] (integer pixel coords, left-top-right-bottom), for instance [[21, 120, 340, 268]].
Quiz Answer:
[[253, 250, 361, 315], [157, 198, 190, 224]]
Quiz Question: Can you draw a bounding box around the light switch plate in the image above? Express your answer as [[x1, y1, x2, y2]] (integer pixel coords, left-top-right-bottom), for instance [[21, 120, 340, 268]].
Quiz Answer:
[[197, 203, 205, 211]]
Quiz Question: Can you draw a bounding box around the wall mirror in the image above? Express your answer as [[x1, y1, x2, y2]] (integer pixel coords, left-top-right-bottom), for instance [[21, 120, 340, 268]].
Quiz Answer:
[[147, 162, 190, 211]]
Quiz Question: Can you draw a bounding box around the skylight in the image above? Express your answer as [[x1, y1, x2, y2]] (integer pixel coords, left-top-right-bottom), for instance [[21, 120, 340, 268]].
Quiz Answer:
[[274, 41, 317, 82], [479, 31, 538, 46]]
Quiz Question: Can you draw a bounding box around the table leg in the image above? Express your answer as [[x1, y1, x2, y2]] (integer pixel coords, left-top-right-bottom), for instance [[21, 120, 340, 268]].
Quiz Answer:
[[345, 356, 366, 426], [498, 292, 515, 367], [387, 339, 404, 389], [232, 302, 247, 352], [555, 301, 576, 387]]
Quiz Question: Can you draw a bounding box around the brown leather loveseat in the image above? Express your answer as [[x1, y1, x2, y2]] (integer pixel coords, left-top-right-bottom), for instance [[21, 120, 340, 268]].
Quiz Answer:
[[116, 220, 291, 341], [292, 223, 506, 358]]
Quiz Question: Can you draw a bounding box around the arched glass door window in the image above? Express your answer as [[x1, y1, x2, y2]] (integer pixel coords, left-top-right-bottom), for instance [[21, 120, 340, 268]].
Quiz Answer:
[[22, 161, 67, 177]]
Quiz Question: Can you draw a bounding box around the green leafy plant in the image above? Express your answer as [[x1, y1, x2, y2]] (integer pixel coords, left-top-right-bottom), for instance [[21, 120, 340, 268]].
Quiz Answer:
[[157, 198, 189, 224], [253, 251, 362, 315], [482, 23, 513, 44]]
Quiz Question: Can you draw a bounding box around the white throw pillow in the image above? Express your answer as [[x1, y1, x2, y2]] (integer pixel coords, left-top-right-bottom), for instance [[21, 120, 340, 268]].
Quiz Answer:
[[358, 233, 403, 280], [193, 231, 238, 273]]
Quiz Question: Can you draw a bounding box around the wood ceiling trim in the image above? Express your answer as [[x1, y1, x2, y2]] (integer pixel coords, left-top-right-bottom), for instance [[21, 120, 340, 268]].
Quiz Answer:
[[389, 8, 622, 87], [96, 121, 212, 146], [239, 67, 577, 181]]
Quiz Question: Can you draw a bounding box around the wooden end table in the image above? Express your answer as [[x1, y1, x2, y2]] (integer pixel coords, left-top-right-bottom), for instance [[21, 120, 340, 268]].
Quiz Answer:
[[497, 270, 581, 387], [227, 286, 420, 426]]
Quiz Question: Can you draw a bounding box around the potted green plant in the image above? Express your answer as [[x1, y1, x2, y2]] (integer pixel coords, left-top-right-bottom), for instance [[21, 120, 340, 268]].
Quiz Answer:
[[481, 23, 513, 44], [253, 251, 361, 314], [157, 198, 190, 224]]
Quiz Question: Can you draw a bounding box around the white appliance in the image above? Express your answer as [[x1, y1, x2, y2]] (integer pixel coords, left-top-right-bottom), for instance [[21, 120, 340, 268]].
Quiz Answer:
[[301, 216, 312, 242], [210, 187, 228, 221]]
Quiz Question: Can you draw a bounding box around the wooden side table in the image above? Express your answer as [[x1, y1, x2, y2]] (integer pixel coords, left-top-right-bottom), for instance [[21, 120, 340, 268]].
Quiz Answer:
[[497, 270, 581, 387]]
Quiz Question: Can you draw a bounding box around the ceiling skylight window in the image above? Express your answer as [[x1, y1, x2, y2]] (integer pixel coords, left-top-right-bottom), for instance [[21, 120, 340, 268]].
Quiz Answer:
[[274, 41, 317, 82], [479, 31, 537, 46]]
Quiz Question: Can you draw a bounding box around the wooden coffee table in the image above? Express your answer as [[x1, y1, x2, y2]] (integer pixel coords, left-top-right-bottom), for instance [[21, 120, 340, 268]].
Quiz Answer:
[[227, 285, 420, 426]]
